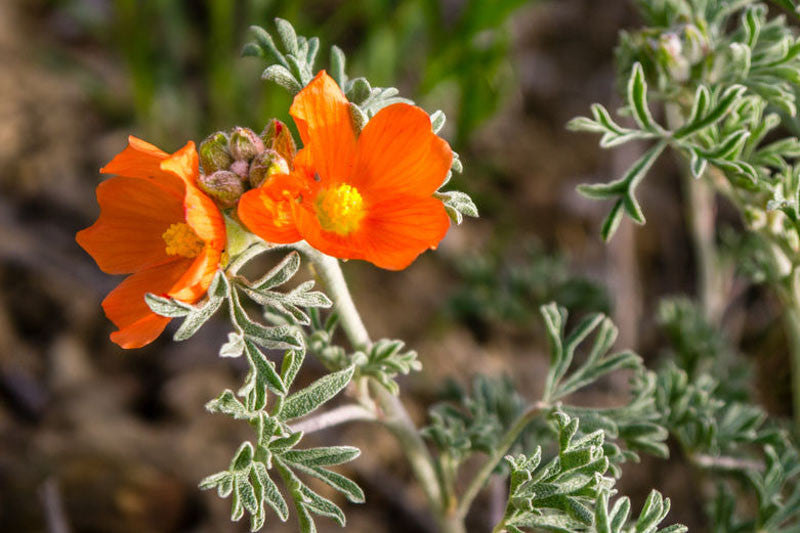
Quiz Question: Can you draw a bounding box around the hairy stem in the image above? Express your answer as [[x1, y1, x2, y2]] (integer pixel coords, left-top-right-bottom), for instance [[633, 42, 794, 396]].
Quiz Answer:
[[289, 404, 375, 434], [457, 402, 547, 519], [784, 296, 800, 424], [295, 243, 450, 526], [666, 103, 726, 324]]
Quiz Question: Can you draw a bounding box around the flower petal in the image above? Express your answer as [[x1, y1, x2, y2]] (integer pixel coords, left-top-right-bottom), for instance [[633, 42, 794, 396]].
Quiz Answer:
[[101, 136, 185, 199], [352, 103, 452, 198], [102, 260, 193, 348], [295, 194, 450, 270], [289, 71, 357, 184], [161, 141, 226, 247], [76, 176, 184, 274], [169, 244, 223, 302], [238, 174, 304, 244]]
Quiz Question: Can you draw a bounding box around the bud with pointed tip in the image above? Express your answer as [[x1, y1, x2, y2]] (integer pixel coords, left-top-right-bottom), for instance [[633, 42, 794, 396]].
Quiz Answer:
[[249, 149, 290, 188], [229, 127, 264, 161], [199, 132, 233, 174], [197, 170, 245, 208], [260, 119, 296, 166]]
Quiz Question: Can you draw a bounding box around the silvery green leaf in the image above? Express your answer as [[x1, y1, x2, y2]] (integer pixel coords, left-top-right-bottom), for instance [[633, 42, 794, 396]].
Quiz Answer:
[[430, 110, 446, 133], [220, 332, 245, 358], [247, 25, 288, 68], [627, 63, 663, 134], [437, 189, 479, 225], [281, 349, 305, 389], [291, 463, 365, 503], [206, 389, 251, 419], [244, 339, 288, 396], [283, 446, 360, 467], [251, 252, 300, 291], [230, 288, 304, 350], [145, 293, 193, 317], [345, 77, 371, 104], [674, 85, 747, 139], [232, 441, 255, 471], [253, 460, 289, 521], [199, 471, 230, 491], [451, 152, 463, 173], [280, 365, 355, 421], [305, 36, 319, 69], [174, 294, 226, 341], [274, 18, 298, 55], [349, 103, 368, 133], [262, 65, 301, 94], [330, 45, 347, 88], [297, 484, 345, 526], [601, 200, 625, 242]]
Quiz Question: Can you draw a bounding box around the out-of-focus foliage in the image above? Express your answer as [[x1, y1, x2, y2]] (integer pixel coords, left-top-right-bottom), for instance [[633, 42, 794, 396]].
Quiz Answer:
[[650, 297, 800, 532], [46, 0, 531, 146], [447, 241, 610, 338]]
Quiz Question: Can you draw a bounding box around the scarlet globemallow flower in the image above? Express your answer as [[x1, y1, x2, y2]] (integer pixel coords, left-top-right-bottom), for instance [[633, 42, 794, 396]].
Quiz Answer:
[[76, 137, 226, 348], [238, 71, 453, 270]]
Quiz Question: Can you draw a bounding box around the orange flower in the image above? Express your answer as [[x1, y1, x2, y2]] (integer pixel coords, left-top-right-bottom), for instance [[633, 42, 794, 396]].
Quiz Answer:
[[238, 71, 453, 270], [77, 137, 226, 348]]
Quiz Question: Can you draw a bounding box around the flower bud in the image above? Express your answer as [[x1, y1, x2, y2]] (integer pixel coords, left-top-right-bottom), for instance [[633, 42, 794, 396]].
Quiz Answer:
[[197, 170, 245, 208], [229, 127, 265, 161], [230, 160, 250, 179], [199, 132, 233, 174], [261, 119, 296, 165], [249, 149, 290, 188]]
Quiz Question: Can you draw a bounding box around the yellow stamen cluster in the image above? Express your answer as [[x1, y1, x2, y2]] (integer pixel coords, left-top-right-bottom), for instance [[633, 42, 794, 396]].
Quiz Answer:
[[315, 184, 366, 235], [162, 223, 204, 258]]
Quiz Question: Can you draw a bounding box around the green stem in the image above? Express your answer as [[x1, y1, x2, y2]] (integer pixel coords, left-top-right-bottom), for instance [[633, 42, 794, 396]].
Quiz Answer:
[[457, 402, 547, 519], [784, 293, 800, 424], [666, 103, 726, 324], [295, 243, 450, 527]]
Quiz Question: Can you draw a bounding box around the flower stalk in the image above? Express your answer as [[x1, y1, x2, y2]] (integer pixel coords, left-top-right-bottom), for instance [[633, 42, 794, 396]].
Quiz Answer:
[[296, 242, 451, 528]]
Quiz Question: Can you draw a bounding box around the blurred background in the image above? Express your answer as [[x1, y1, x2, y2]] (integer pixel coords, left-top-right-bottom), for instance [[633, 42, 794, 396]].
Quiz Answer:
[[0, 0, 791, 531]]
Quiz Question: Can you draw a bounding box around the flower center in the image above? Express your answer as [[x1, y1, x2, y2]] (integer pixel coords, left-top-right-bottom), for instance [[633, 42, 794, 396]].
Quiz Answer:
[[162, 223, 204, 258], [315, 184, 366, 235]]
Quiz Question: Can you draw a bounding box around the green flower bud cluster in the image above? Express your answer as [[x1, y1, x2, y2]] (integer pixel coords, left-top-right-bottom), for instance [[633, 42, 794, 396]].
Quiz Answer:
[[197, 119, 297, 208]]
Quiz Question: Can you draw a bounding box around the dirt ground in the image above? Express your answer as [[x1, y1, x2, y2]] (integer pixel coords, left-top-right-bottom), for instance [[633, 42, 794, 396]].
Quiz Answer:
[[0, 1, 789, 532]]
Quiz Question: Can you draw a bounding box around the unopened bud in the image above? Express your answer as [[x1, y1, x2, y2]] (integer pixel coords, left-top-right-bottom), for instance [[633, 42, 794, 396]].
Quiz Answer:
[[249, 149, 290, 188], [261, 119, 296, 165], [230, 127, 264, 161], [198, 170, 244, 208], [199, 132, 233, 174], [230, 160, 250, 179]]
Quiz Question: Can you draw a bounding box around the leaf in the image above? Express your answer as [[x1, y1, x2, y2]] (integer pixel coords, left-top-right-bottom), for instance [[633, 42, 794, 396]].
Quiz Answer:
[[283, 446, 361, 467], [262, 64, 301, 94], [252, 461, 289, 521], [280, 365, 355, 421], [627, 63, 662, 133], [206, 390, 251, 420], [251, 252, 301, 291], [673, 85, 747, 139], [220, 332, 245, 358], [145, 293, 193, 317]]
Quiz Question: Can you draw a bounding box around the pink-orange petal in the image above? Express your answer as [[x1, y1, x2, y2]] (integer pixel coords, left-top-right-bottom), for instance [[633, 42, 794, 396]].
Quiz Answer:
[[289, 71, 357, 185], [160, 141, 226, 247], [294, 194, 450, 270], [100, 136, 185, 200], [102, 259, 194, 348], [237, 179, 303, 244], [76, 176, 184, 274], [351, 103, 452, 198], [169, 244, 223, 302]]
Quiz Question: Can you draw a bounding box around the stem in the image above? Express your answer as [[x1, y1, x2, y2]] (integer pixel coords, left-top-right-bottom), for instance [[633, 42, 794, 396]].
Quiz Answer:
[[289, 404, 375, 434], [457, 402, 547, 519], [295, 243, 448, 525], [784, 296, 800, 424], [665, 103, 726, 324]]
